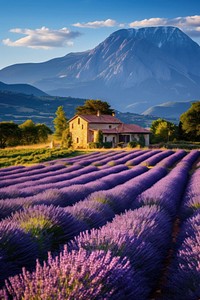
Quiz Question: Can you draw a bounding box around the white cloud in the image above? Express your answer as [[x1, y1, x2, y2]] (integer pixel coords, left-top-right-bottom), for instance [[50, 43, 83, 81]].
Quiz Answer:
[[73, 19, 117, 28], [129, 15, 200, 38], [130, 18, 166, 27], [2, 26, 82, 49]]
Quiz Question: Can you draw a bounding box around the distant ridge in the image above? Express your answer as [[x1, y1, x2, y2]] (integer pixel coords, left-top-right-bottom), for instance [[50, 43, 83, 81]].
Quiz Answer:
[[0, 26, 200, 113], [142, 100, 196, 119], [0, 81, 48, 97]]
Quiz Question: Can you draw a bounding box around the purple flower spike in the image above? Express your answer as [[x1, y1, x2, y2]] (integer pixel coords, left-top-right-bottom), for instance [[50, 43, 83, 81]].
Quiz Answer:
[[7, 205, 82, 259], [1, 248, 149, 299], [0, 220, 38, 286]]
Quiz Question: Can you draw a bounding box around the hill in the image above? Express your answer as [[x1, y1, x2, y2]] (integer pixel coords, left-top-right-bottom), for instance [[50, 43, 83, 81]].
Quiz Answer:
[[0, 91, 85, 128], [0, 81, 48, 96], [142, 100, 196, 119]]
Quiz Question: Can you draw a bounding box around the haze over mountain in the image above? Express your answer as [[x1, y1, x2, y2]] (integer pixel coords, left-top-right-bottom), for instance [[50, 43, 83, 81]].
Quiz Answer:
[[0, 26, 200, 113], [142, 100, 195, 119]]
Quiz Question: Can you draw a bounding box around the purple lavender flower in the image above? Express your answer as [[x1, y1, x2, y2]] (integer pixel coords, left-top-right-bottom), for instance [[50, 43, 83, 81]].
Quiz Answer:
[[1, 248, 148, 299], [0, 220, 38, 286], [162, 213, 200, 300], [180, 168, 200, 219], [7, 205, 82, 259], [125, 150, 161, 166], [157, 149, 187, 168], [134, 161, 190, 217], [111, 206, 171, 249], [69, 226, 161, 281], [0, 200, 23, 221], [142, 150, 174, 166]]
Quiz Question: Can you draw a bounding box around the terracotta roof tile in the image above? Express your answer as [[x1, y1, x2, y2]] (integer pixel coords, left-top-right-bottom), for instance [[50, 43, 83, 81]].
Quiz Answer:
[[116, 124, 150, 134], [97, 124, 150, 134], [69, 114, 122, 124]]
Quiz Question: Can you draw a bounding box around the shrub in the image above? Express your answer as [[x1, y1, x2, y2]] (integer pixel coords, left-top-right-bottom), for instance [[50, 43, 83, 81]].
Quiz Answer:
[[127, 141, 139, 148]]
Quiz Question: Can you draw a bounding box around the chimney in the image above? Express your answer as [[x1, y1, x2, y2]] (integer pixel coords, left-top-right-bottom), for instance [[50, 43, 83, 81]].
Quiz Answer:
[[97, 110, 101, 117], [112, 111, 115, 117]]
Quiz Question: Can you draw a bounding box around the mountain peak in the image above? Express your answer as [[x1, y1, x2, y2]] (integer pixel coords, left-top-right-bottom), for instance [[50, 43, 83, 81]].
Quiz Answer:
[[109, 26, 196, 49]]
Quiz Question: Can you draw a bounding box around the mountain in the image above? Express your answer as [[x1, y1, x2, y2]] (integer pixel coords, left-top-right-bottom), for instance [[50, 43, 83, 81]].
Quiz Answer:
[[0, 81, 48, 96], [0, 26, 200, 113], [142, 100, 195, 119]]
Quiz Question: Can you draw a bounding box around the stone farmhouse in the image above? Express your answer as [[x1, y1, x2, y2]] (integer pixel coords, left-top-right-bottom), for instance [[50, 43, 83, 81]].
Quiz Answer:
[[68, 112, 150, 148]]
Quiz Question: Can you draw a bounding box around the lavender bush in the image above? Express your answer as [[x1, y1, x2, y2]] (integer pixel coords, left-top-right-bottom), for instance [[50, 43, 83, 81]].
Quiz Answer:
[[0, 221, 38, 286], [0, 248, 147, 300], [162, 212, 200, 300], [6, 205, 83, 259]]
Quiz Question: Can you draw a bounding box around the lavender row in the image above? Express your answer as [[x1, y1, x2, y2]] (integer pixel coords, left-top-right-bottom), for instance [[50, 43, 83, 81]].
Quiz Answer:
[[0, 165, 145, 219], [157, 149, 187, 168], [101, 150, 149, 166], [161, 211, 200, 300], [0, 164, 127, 200], [48, 150, 126, 165], [161, 164, 200, 299], [125, 150, 161, 166], [44, 150, 103, 165], [76, 150, 127, 166], [180, 167, 200, 219], [0, 163, 46, 179], [0, 164, 67, 186], [141, 150, 174, 166], [1, 161, 87, 181], [0, 165, 94, 188], [0, 165, 25, 175], [133, 152, 196, 218]]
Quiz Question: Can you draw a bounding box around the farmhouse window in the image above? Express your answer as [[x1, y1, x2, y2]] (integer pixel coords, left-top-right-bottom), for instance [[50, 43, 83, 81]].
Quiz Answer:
[[77, 137, 79, 143], [78, 118, 80, 125]]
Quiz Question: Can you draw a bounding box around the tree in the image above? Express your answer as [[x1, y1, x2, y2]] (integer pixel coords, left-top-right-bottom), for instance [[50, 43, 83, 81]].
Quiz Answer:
[[76, 100, 114, 115], [19, 120, 38, 145], [180, 102, 200, 141], [61, 128, 72, 148], [53, 106, 68, 139], [36, 124, 52, 143], [95, 130, 103, 144], [150, 118, 177, 143], [0, 122, 21, 148]]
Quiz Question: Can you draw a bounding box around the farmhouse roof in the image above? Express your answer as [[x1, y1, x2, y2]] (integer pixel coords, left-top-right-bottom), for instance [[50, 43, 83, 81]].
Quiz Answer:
[[116, 124, 150, 134], [69, 114, 122, 124], [97, 124, 150, 134]]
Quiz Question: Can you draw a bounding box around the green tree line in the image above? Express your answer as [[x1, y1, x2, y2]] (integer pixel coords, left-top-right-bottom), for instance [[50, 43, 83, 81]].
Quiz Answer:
[[150, 102, 200, 143], [0, 120, 52, 148]]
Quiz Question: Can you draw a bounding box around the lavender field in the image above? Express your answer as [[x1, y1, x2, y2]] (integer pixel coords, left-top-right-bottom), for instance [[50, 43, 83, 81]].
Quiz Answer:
[[0, 149, 199, 300]]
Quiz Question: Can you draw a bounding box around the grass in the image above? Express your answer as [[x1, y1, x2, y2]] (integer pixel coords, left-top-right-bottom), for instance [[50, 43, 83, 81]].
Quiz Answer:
[[0, 146, 90, 168]]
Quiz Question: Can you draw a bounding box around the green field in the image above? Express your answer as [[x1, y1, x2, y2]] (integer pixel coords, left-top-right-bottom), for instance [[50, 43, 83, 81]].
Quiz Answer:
[[0, 147, 89, 168]]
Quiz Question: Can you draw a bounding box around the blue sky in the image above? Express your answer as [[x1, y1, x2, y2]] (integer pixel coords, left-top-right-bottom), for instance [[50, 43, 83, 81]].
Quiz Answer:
[[0, 0, 200, 69]]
